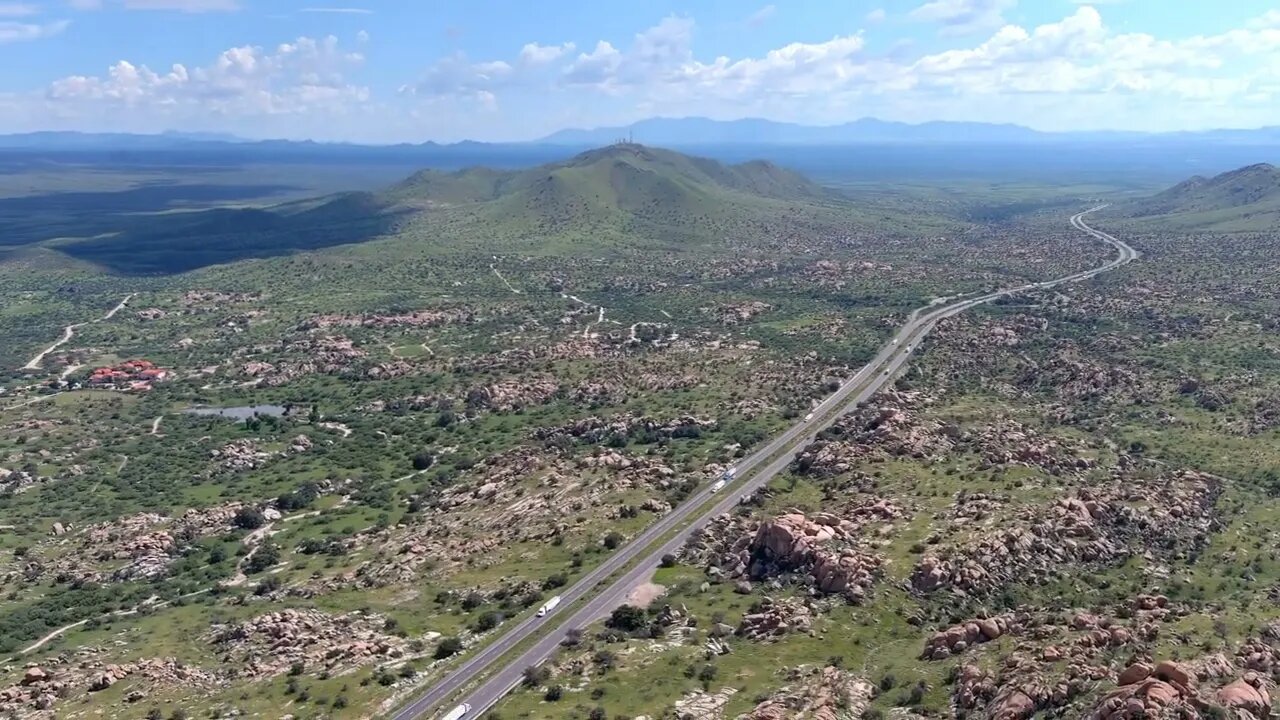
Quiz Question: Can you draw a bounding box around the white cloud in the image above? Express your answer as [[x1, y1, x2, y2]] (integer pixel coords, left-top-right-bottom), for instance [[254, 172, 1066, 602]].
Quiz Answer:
[[47, 34, 367, 117], [518, 41, 574, 66], [401, 53, 510, 97], [564, 16, 697, 89], [402, 6, 1280, 134], [0, 2, 39, 16], [22, 5, 1280, 139], [0, 18, 68, 42], [1247, 9, 1280, 30], [403, 40, 576, 102], [865, 8, 886, 24], [562, 40, 623, 86], [746, 4, 775, 27], [910, 0, 1016, 36]]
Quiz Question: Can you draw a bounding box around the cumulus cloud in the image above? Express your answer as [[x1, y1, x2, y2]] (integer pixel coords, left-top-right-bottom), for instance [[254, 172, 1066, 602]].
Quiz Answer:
[[0, 3, 39, 16], [518, 42, 575, 66], [0, 18, 69, 43], [910, 0, 1016, 36], [563, 16, 697, 89], [865, 8, 887, 24], [404, 6, 1280, 130], [47, 35, 367, 116], [402, 40, 575, 101], [27, 5, 1280, 138]]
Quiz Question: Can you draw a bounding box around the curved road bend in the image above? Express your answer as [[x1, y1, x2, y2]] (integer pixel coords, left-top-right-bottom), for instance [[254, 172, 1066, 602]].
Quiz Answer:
[[21, 293, 136, 371], [391, 207, 1136, 720]]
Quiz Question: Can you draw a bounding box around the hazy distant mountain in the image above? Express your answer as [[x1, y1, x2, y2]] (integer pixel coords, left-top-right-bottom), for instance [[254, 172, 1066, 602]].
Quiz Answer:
[[538, 117, 1280, 146], [538, 117, 1056, 145], [5, 120, 1280, 156]]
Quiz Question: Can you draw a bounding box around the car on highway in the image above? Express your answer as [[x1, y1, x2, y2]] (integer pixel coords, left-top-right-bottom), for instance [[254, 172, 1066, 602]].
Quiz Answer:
[[441, 703, 471, 720], [804, 411, 814, 422]]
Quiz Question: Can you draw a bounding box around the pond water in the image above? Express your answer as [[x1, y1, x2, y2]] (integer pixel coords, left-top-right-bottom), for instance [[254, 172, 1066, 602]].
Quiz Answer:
[[184, 404, 287, 421]]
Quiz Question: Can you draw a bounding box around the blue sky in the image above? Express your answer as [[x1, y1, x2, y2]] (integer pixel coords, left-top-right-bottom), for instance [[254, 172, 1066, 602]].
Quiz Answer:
[[1, 0, 1278, 141]]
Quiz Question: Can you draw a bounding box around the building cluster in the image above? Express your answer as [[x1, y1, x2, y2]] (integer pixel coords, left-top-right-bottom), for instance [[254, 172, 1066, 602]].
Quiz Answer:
[[87, 359, 169, 392]]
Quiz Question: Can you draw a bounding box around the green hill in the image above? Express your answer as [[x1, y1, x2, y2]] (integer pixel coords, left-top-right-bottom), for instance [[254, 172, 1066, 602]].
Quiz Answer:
[[385, 144, 824, 208], [382, 144, 843, 251], [1114, 163, 1280, 231], [44, 144, 932, 274]]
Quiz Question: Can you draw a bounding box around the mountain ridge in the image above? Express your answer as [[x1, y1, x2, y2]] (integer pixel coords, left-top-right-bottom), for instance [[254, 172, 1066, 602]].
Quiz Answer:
[[1113, 162, 1280, 231], [383, 144, 826, 209], [7, 119, 1280, 150], [45, 144, 838, 274]]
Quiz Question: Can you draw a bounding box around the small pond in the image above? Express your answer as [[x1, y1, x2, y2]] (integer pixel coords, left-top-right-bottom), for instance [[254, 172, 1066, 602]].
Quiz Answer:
[[184, 404, 287, 421]]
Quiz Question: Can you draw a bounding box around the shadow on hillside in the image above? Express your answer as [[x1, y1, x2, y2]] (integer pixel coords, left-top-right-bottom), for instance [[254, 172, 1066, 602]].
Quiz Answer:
[[0, 182, 306, 247], [52, 193, 408, 275]]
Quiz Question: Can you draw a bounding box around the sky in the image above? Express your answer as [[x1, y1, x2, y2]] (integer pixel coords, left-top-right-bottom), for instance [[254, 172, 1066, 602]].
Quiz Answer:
[[1, 0, 1278, 142]]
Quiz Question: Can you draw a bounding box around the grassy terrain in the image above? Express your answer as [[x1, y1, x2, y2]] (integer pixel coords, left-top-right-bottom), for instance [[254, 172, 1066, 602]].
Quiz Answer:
[[3, 148, 1275, 719]]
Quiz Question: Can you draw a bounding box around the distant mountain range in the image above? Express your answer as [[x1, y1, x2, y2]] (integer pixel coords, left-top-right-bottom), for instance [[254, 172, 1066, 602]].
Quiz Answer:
[[539, 117, 1057, 145], [537, 117, 1280, 146], [6, 118, 1280, 152]]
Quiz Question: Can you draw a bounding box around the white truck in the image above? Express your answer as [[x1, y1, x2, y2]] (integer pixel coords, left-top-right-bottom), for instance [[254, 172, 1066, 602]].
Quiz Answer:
[[440, 704, 471, 720], [804, 412, 815, 422], [710, 479, 727, 493], [722, 467, 737, 481], [537, 595, 562, 617]]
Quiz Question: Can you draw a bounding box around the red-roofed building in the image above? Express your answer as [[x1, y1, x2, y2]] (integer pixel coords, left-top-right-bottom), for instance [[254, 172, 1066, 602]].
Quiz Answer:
[[84, 360, 170, 391]]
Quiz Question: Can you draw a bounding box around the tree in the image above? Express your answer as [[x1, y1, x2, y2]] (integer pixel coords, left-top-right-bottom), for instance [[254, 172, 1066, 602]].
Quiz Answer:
[[245, 542, 280, 574], [232, 506, 266, 530], [602, 532, 624, 550], [434, 636, 464, 659], [592, 649, 617, 670], [411, 452, 435, 471], [659, 553, 677, 568], [474, 611, 503, 632], [277, 483, 319, 511], [522, 665, 550, 688], [605, 605, 647, 633], [543, 685, 563, 702]]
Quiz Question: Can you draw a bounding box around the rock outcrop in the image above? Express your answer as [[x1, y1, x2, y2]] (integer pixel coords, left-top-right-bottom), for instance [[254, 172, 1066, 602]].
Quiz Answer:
[[738, 666, 874, 720]]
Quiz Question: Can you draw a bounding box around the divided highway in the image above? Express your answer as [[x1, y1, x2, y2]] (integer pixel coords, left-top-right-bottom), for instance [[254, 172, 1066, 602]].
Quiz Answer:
[[391, 207, 1137, 720]]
